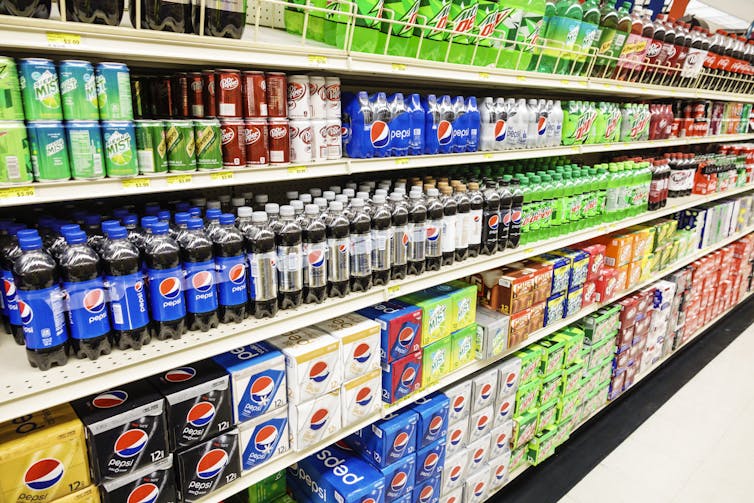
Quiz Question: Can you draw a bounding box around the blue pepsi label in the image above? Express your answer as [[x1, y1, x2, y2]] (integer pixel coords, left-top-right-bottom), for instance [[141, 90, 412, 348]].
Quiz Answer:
[[239, 367, 286, 422], [146, 266, 186, 322], [17, 286, 67, 350], [63, 278, 110, 340], [183, 260, 218, 314], [105, 272, 149, 331], [391, 321, 420, 361], [215, 255, 248, 307], [415, 442, 446, 484], [241, 413, 288, 470], [1, 269, 21, 326]]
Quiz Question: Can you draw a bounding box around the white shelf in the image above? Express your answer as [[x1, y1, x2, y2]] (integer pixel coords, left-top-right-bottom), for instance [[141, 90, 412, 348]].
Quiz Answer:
[[3, 133, 754, 207]]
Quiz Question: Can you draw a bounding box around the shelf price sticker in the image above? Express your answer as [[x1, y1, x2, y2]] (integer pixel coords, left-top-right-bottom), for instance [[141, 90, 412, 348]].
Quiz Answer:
[[515, 75, 526, 82], [210, 171, 233, 181], [287, 165, 307, 175], [392, 63, 406, 72], [479, 72, 490, 80], [483, 153, 493, 159], [122, 178, 151, 189], [308, 55, 328, 65], [387, 285, 401, 297], [167, 174, 192, 185], [394, 158, 409, 166], [0, 186, 35, 199], [46, 32, 82, 48]]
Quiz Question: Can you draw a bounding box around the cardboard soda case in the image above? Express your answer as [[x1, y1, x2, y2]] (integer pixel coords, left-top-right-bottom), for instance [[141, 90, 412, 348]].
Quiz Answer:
[[348, 409, 418, 468], [450, 323, 477, 370], [175, 429, 241, 502], [100, 455, 176, 503], [489, 420, 513, 459], [381, 454, 417, 503], [464, 464, 491, 503], [443, 380, 472, 423], [238, 408, 290, 472], [398, 290, 453, 346], [493, 393, 516, 426], [315, 313, 382, 381], [422, 336, 451, 387], [53, 485, 101, 503], [445, 420, 469, 457], [470, 367, 498, 412], [341, 369, 383, 424], [382, 350, 423, 403], [412, 474, 441, 503], [468, 405, 494, 443], [288, 389, 341, 451], [489, 449, 512, 492], [495, 356, 522, 399], [414, 440, 445, 484], [357, 300, 422, 364], [409, 393, 449, 448], [439, 487, 463, 503], [467, 435, 490, 470], [440, 450, 470, 493]]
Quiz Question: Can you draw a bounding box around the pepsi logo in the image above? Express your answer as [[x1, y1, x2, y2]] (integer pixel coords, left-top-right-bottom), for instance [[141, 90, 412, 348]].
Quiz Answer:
[[134, 280, 143, 292], [363, 499, 375, 503], [449, 464, 462, 481], [308, 249, 325, 267], [114, 429, 149, 458], [472, 447, 485, 464], [219, 75, 239, 90], [400, 366, 416, 387], [487, 215, 499, 230], [428, 415, 443, 435], [537, 116, 547, 136], [437, 120, 453, 145], [196, 449, 228, 479], [353, 342, 372, 364], [505, 372, 517, 390], [393, 431, 410, 454], [476, 414, 490, 431], [473, 215, 481, 223], [511, 210, 522, 224], [128, 483, 159, 503], [187, 402, 215, 427], [495, 432, 508, 449], [370, 121, 390, 148], [447, 497, 458, 503], [18, 300, 32, 325], [159, 277, 181, 299], [310, 408, 329, 431], [479, 383, 493, 401], [390, 471, 408, 492], [228, 263, 246, 284], [4, 278, 16, 299], [92, 390, 128, 408], [83, 288, 106, 313], [426, 226, 440, 242], [338, 243, 348, 254], [397, 326, 415, 347], [495, 464, 506, 480], [418, 485, 434, 503], [494, 120, 507, 141], [309, 361, 330, 383], [423, 452, 440, 473], [254, 424, 279, 452], [334, 440, 353, 451], [165, 367, 196, 383], [355, 386, 373, 407], [400, 232, 409, 247], [449, 428, 463, 446], [452, 395, 465, 413], [250, 375, 275, 404], [24, 459, 64, 491], [191, 270, 214, 292], [502, 211, 512, 225], [473, 481, 486, 497]]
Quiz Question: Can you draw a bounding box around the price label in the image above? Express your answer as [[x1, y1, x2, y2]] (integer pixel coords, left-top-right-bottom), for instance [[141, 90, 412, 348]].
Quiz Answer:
[[394, 158, 409, 166], [479, 72, 490, 80], [210, 171, 234, 181], [524, 247, 535, 255], [387, 285, 401, 297], [308, 55, 328, 65], [0, 186, 35, 199], [483, 153, 493, 159], [392, 63, 406, 72], [167, 174, 192, 185], [570, 146, 580, 154], [515, 75, 526, 81], [287, 166, 307, 174], [122, 178, 151, 189], [46, 32, 81, 48]]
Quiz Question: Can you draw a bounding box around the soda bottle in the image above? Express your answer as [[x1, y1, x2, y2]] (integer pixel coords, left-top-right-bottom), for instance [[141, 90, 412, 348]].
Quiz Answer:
[[67, 0, 123, 25], [1, 224, 25, 345], [343, 91, 373, 159], [453, 184, 469, 262], [387, 93, 411, 157], [370, 195, 392, 286], [198, 0, 246, 38], [14, 230, 68, 370], [467, 182, 484, 257], [480, 184, 500, 255], [145, 221, 186, 340], [465, 96, 480, 152], [301, 204, 328, 303], [59, 230, 112, 360], [642, 12, 666, 83], [177, 218, 218, 331], [83, 214, 106, 254], [498, 179, 513, 250], [439, 186, 457, 266], [245, 212, 278, 318], [389, 193, 409, 280], [538, 0, 583, 75], [407, 94, 425, 156], [479, 97, 495, 152], [614, 4, 649, 81], [436, 95, 455, 155], [274, 206, 304, 308], [213, 213, 248, 323], [325, 202, 351, 298], [593, 1, 631, 78], [451, 96, 469, 153], [347, 198, 373, 292], [204, 208, 222, 238], [369, 92, 392, 158], [130, 0, 192, 33], [407, 192, 427, 276], [572, 0, 600, 75], [507, 178, 523, 248], [424, 188, 444, 272]]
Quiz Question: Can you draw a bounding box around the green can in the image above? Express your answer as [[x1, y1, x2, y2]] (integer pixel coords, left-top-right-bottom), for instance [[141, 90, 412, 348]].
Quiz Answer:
[[166, 120, 197, 172], [59, 60, 100, 120], [27, 121, 71, 181], [135, 120, 168, 174], [0, 57, 25, 121], [194, 119, 222, 170], [0, 121, 32, 184], [95, 62, 133, 121], [102, 121, 139, 177], [65, 120, 105, 179], [18, 58, 63, 120]]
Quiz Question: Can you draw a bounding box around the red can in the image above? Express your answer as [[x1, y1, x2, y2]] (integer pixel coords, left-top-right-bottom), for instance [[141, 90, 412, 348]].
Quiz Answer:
[[242, 71, 268, 118], [157, 76, 174, 118], [265, 72, 288, 118], [268, 118, 290, 165], [217, 69, 242, 118], [202, 70, 216, 118], [220, 119, 247, 167], [173, 73, 189, 119], [245, 119, 269, 166], [188, 72, 204, 118]]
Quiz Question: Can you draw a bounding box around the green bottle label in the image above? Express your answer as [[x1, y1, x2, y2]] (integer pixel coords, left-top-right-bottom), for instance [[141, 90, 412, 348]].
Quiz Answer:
[[446, 2, 478, 43], [418, 0, 451, 40]]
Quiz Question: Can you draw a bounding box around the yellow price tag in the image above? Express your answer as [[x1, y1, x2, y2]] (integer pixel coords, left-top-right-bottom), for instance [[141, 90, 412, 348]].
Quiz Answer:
[[515, 75, 526, 81], [46, 32, 81, 48], [479, 72, 490, 79], [560, 79, 571, 86], [210, 171, 234, 181], [483, 153, 493, 159], [167, 174, 192, 185], [121, 178, 151, 189], [308, 55, 328, 65], [524, 247, 535, 255], [392, 63, 406, 72], [387, 285, 401, 296], [394, 158, 409, 166], [0, 186, 35, 199], [287, 166, 307, 174]]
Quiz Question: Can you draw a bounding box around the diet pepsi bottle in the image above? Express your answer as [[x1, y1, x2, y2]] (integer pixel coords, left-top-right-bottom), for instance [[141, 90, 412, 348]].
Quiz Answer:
[[370, 194, 392, 286], [425, 188, 443, 272], [60, 230, 112, 360], [440, 187, 457, 266], [213, 214, 248, 323], [349, 198, 373, 292], [407, 192, 427, 276], [325, 202, 351, 298], [481, 185, 500, 255], [179, 218, 219, 332], [465, 96, 480, 152], [467, 182, 484, 257], [389, 193, 408, 280], [101, 226, 151, 350], [498, 179, 513, 251], [14, 230, 68, 370], [145, 222, 187, 340], [276, 206, 304, 309], [302, 204, 327, 304], [1, 224, 25, 345], [507, 179, 524, 248], [245, 212, 278, 319]]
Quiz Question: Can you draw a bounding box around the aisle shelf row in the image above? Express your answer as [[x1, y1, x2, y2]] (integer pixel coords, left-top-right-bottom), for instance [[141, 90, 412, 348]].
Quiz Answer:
[[4, 133, 754, 207], [493, 287, 754, 501], [2, 16, 754, 104], [0, 186, 751, 424]]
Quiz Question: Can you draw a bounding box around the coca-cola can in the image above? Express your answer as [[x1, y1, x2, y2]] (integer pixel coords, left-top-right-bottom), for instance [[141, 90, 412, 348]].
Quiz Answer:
[[245, 118, 269, 166], [217, 69, 243, 118], [325, 76, 341, 119], [268, 118, 290, 165], [266, 72, 288, 118], [325, 118, 342, 160], [202, 69, 216, 118], [188, 72, 204, 118], [287, 75, 311, 119], [289, 119, 312, 163], [308, 75, 327, 119], [173, 72, 189, 118], [242, 70, 268, 118], [310, 119, 327, 161], [220, 119, 246, 167]]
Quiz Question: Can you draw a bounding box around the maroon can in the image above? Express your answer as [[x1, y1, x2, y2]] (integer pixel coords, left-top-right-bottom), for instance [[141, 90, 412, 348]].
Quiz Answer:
[[268, 118, 290, 165], [157, 76, 174, 118], [265, 72, 288, 118], [173, 72, 189, 118], [245, 119, 269, 166], [242, 71, 268, 118], [188, 72, 204, 118], [202, 70, 216, 118], [220, 119, 247, 167], [217, 69, 242, 118]]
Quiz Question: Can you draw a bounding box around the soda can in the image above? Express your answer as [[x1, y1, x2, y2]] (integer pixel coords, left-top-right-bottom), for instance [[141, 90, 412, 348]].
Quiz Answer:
[[0, 57, 24, 120], [194, 118, 223, 170], [220, 118, 246, 167], [325, 76, 341, 119], [58, 60, 99, 120], [165, 119, 197, 171], [289, 119, 312, 163], [96, 62, 134, 120], [308, 75, 327, 119], [175, 429, 241, 502], [216, 69, 242, 118], [202, 70, 216, 118], [265, 72, 287, 118], [155, 76, 174, 119], [102, 121, 139, 177], [325, 119, 342, 160], [131, 77, 146, 119], [268, 118, 290, 164], [242, 70, 268, 118], [244, 118, 269, 166], [310, 118, 328, 161], [135, 119, 168, 173], [18, 58, 63, 120], [238, 407, 290, 472], [173, 72, 189, 119], [65, 120, 105, 179], [188, 72, 204, 118], [27, 120, 71, 181], [287, 75, 310, 119], [0, 121, 33, 184]]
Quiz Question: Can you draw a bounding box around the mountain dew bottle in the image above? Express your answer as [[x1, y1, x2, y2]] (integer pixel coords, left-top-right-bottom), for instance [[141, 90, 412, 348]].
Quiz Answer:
[[470, 0, 509, 66], [534, 0, 583, 74], [528, 175, 542, 242], [588, 101, 605, 144], [518, 177, 532, 245], [593, 2, 631, 78], [569, 0, 599, 75], [540, 174, 555, 239], [326, 0, 385, 52], [415, 0, 452, 61], [549, 172, 563, 237], [383, 0, 422, 57], [442, 0, 479, 64]]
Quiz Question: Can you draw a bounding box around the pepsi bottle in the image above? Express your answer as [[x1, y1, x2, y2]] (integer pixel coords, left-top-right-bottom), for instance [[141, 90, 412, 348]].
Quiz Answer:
[[1, 224, 25, 345], [407, 192, 427, 276], [59, 230, 112, 360], [498, 179, 513, 251], [101, 226, 151, 350], [276, 206, 304, 309], [302, 204, 327, 304], [325, 202, 351, 298], [481, 185, 500, 255], [389, 193, 408, 280], [245, 212, 278, 319], [507, 179, 524, 249], [349, 198, 373, 292], [145, 222, 187, 340], [407, 93, 424, 156], [130, 0, 192, 33], [213, 214, 248, 323], [83, 214, 106, 254], [49, 224, 80, 261], [370, 194, 392, 286], [465, 96, 480, 152], [467, 182, 484, 257], [179, 218, 219, 332], [454, 186, 470, 262], [440, 187, 457, 266], [198, 0, 246, 39], [424, 189, 443, 272], [451, 96, 468, 153], [387, 93, 411, 157], [14, 230, 68, 371]]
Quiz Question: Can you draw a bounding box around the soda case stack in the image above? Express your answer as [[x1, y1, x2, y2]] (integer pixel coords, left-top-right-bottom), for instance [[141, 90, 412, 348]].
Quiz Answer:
[[477, 97, 563, 152], [674, 100, 753, 138]]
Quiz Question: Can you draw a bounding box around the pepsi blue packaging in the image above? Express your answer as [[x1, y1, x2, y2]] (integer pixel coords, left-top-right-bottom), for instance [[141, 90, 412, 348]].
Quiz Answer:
[[409, 393, 449, 449], [412, 475, 441, 503], [212, 342, 287, 424], [422, 95, 454, 155], [382, 350, 423, 403], [288, 444, 385, 503], [99, 455, 176, 503], [414, 440, 445, 484], [369, 92, 391, 158], [387, 93, 411, 156], [349, 409, 418, 468], [407, 93, 424, 156], [381, 454, 416, 503], [148, 360, 232, 450], [238, 408, 290, 472], [450, 96, 469, 154], [357, 299, 422, 364], [175, 429, 241, 502], [70, 381, 168, 483]]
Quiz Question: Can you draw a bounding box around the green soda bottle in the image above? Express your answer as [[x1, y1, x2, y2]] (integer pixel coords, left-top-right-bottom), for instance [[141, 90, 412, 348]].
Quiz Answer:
[[597, 2, 631, 78], [568, 0, 599, 75], [550, 172, 564, 237], [519, 177, 532, 245], [590, 0, 619, 77], [415, 0, 453, 61], [529, 175, 544, 242], [589, 101, 606, 144], [383, 0, 422, 57], [535, 0, 583, 74], [596, 166, 608, 221], [540, 174, 555, 239], [605, 164, 619, 222]]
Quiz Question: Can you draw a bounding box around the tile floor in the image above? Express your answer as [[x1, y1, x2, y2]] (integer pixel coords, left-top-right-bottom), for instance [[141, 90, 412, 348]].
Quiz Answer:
[[560, 321, 754, 503]]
